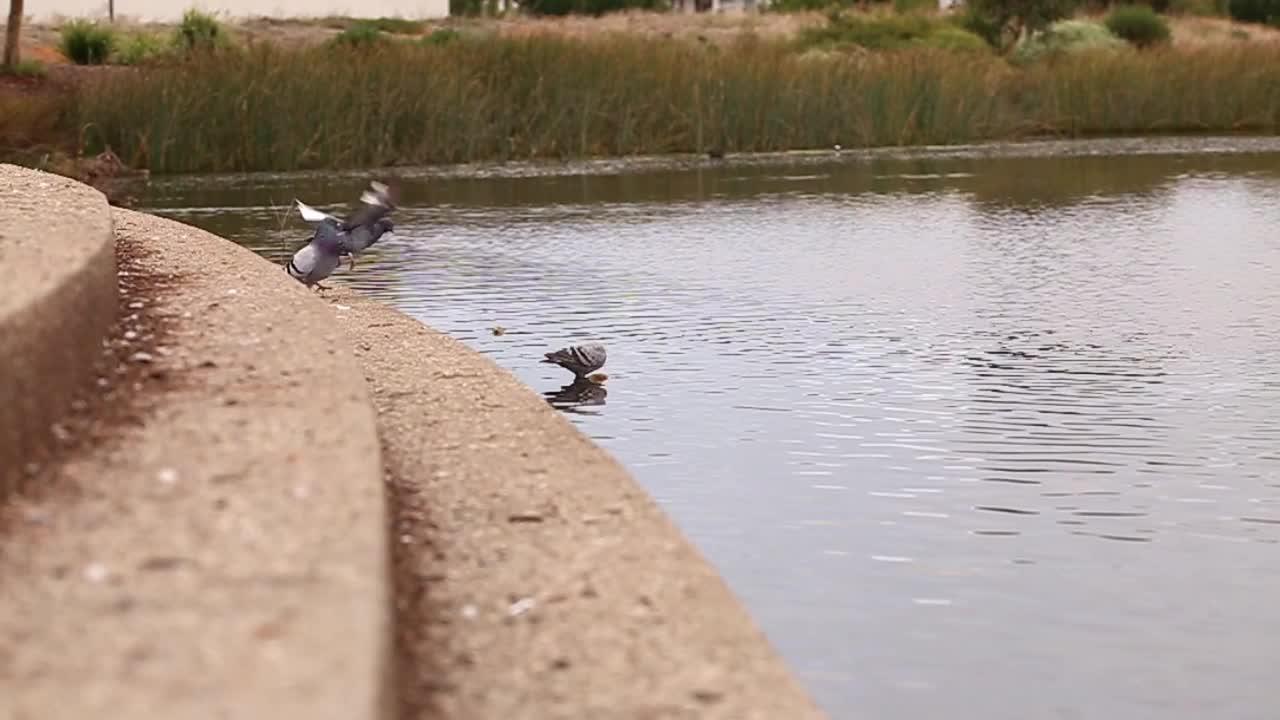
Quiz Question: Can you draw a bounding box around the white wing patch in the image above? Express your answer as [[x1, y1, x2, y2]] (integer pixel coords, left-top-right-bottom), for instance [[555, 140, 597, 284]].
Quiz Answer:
[[295, 199, 338, 223]]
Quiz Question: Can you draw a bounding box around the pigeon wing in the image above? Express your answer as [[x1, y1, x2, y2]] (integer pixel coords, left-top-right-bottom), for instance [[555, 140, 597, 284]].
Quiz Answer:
[[342, 181, 395, 231]]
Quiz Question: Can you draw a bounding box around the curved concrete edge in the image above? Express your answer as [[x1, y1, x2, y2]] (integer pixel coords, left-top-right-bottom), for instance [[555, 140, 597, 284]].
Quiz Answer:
[[326, 287, 830, 720], [0, 207, 393, 719], [0, 164, 117, 499]]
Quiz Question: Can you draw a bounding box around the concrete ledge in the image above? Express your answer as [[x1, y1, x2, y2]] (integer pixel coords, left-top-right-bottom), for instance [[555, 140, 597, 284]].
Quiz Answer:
[[0, 164, 117, 498], [329, 288, 828, 720], [0, 209, 393, 719]]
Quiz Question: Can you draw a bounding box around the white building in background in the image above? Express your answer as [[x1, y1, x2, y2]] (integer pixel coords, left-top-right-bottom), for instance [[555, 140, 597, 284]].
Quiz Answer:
[[32, 0, 450, 22]]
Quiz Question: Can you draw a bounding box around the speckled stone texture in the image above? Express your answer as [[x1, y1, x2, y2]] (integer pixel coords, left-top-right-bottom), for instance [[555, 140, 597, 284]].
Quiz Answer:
[[325, 288, 829, 720], [0, 164, 117, 498], [0, 210, 393, 720]]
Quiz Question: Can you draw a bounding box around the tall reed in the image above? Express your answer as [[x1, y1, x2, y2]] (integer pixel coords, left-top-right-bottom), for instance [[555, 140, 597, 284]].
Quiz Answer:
[[70, 35, 1280, 173]]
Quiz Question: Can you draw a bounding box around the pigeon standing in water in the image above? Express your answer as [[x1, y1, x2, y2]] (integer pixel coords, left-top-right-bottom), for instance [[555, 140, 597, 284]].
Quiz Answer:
[[541, 343, 607, 381], [286, 181, 396, 290]]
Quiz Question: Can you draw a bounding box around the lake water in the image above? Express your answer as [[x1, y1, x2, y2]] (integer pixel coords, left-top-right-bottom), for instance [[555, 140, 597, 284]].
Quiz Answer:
[[138, 138, 1280, 720]]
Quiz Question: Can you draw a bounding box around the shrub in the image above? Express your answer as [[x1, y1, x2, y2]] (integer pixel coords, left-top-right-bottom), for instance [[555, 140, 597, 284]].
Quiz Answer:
[[114, 33, 170, 65], [521, 0, 667, 14], [966, 0, 1079, 50], [174, 9, 225, 53], [801, 10, 989, 51], [422, 28, 462, 45], [1227, 0, 1280, 22], [925, 25, 993, 51], [953, 5, 1004, 47], [1012, 19, 1126, 63], [2, 59, 46, 77], [1106, 4, 1171, 46], [450, 0, 486, 15], [893, 0, 936, 13], [1168, 0, 1225, 14], [331, 21, 387, 48], [801, 11, 934, 50], [367, 17, 426, 33], [60, 20, 116, 65]]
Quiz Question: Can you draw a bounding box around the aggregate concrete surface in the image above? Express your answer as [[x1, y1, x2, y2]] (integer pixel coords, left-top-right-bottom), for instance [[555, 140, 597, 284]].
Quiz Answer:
[[0, 165, 117, 497], [327, 287, 829, 720], [0, 210, 393, 720]]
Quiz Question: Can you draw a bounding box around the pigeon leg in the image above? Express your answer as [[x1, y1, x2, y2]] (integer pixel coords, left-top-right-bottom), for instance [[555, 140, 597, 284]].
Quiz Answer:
[[348, 255, 357, 271]]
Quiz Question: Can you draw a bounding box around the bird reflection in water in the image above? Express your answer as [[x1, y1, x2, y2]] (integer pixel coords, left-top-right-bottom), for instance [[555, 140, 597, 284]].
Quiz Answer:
[[544, 374, 609, 413]]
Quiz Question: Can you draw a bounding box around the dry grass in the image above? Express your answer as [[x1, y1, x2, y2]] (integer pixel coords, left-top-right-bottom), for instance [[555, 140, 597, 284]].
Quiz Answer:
[[14, 8, 1277, 60], [60, 35, 1280, 173]]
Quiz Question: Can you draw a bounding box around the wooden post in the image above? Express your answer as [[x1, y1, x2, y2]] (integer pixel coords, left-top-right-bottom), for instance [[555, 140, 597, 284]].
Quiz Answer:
[[3, 0, 23, 68], [110, 0, 115, 22]]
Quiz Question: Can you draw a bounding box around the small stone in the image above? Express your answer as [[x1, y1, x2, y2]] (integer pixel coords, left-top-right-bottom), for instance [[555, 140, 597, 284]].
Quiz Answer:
[[399, 534, 414, 544], [226, 289, 239, 296], [461, 604, 479, 620], [508, 597, 536, 617], [129, 351, 154, 364], [692, 690, 724, 705], [84, 563, 109, 583], [123, 330, 138, 341], [127, 301, 145, 309], [157, 468, 178, 485], [50, 423, 72, 442], [292, 485, 310, 500], [24, 462, 40, 477]]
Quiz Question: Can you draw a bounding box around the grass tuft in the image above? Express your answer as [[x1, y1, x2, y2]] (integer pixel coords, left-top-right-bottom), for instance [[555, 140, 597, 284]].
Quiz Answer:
[[60, 20, 117, 65]]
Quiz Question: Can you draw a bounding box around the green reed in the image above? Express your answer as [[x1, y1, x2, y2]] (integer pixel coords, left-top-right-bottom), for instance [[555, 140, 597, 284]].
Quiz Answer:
[[68, 35, 1280, 173]]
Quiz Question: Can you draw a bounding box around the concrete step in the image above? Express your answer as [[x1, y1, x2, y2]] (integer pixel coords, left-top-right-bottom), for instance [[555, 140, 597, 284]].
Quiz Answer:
[[0, 170, 394, 720], [0, 164, 117, 498]]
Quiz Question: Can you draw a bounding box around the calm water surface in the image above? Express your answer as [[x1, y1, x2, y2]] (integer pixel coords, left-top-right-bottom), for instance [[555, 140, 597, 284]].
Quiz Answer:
[[140, 138, 1280, 720]]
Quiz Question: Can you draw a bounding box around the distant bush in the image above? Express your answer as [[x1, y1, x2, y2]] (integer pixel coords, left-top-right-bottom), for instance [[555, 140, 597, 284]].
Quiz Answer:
[[892, 0, 936, 13], [966, 0, 1079, 50], [174, 9, 226, 53], [1012, 19, 1127, 63], [953, 5, 1004, 47], [450, 0, 485, 16], [114, 33, 171, 65], [421, 28, 462, 45], [521, 0, 667, 14], [925, 25, 993, 51], [1168, 0, 1225, 14], [1106, 4, 1171, 46], [1143, 0, 1172, 12], [768, 0, 873, 10], [802, 10, 991, 51], [60, 20, 116, 65], [2, 59, 46, 77], [1227, 0, 1280, 23], [367, 17, 427, 33], [331, 21, 387, 48]]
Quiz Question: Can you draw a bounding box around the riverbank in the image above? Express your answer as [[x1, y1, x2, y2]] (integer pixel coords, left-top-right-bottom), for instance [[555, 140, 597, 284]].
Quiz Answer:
[[5, 11, 1280, 173], [0, 163, 828, 718]]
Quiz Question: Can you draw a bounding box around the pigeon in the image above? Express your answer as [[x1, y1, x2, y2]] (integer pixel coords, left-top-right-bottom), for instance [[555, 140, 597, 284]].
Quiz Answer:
[[284, 210, 346, 291], [285, 181, 396, 289], [339, 180, 397, 270], [541, 344, 607, 380]]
